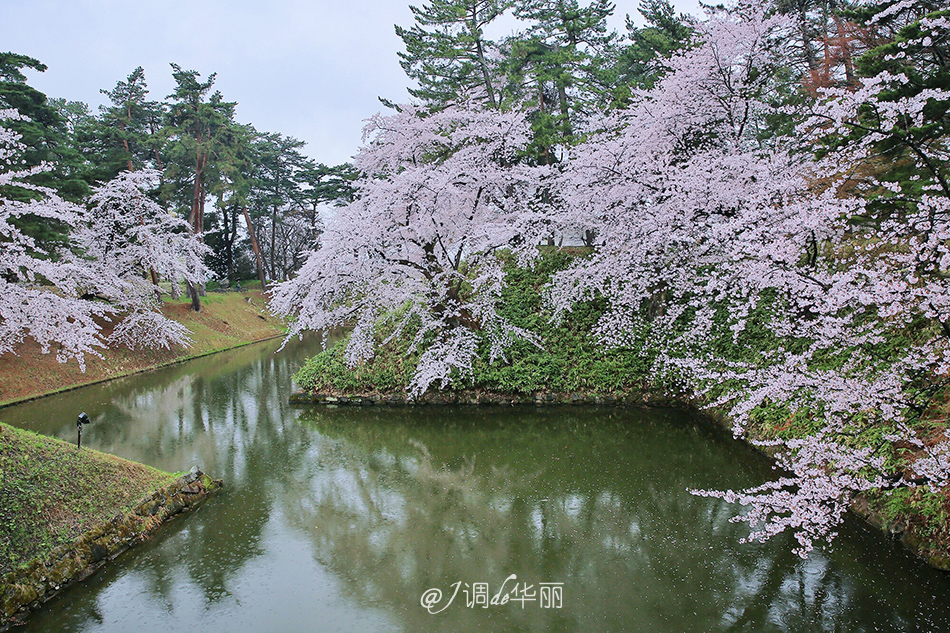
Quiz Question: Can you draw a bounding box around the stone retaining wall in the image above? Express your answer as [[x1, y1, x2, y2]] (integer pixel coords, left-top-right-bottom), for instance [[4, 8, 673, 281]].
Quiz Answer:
[[289, 389, 678, 406], [0, 467, 222, 628]]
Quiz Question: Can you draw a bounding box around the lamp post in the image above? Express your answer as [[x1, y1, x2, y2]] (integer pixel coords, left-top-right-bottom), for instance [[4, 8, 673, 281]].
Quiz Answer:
[[77, 412, 90, 449]]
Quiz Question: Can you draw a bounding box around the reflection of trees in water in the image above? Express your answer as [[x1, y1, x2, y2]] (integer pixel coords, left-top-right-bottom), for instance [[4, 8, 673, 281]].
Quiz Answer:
[[282, 408, 933, 632], [119, 357, 316, 606], [48, 342, 316, 617], [86, 342, 301, 473], [13, 347, 950, 631]]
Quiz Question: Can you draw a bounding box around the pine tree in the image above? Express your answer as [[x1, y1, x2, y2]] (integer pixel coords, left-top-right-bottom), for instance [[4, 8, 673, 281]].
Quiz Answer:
[[249, 132, 308, 282], [612, 0, 694, 98], [395, 0, 509, 109], [95, 67, 166, 180], [163, 64, 237, 310], [508, 1, 616, 136]]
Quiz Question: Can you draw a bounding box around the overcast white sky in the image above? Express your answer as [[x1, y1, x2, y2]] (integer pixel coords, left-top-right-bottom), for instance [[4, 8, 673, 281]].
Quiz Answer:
[[0, 0, 703, 166]]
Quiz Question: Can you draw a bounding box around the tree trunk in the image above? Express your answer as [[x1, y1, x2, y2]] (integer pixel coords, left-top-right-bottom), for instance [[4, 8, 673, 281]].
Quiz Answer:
[[243, 205, 268, 291], [190, 144, 207, 301], [556, 76, 572, 140], [186, 280, 201, 312], [470, 5, 497, 109], [122, 138, 134, 172], [125, 152, 162, 299], [120, 104, 134, 172], [834, 16, 856, 87], [474, 37, 497, 109], [149, 266, 161, 301], [199, 176, 206, 296], [224, 204, 236, 285], [190, 169, 202, 233], [538, 85, 552, 165], [187, 167, 202, 311], [271, 203, 278, 281]]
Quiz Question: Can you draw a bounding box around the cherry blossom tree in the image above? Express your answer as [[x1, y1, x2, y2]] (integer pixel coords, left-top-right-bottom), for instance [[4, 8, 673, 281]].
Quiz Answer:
[[269, 0, 950, 558], [1, 111, 203, 367], [73, 169, 209, 350], [1, 111, 106, 365], [270, 104, 550, 395], [546, 0, 799, 355], [687, 0, 950, 556], [547, 0, 950, 557]]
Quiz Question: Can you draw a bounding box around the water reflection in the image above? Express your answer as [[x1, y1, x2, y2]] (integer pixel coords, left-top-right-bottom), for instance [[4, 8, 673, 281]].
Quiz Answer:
[[3, 339, 950, 632]]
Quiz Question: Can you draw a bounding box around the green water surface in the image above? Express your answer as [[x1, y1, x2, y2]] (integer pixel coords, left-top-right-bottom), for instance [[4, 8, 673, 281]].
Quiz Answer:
[[3, 337, 950, 632]]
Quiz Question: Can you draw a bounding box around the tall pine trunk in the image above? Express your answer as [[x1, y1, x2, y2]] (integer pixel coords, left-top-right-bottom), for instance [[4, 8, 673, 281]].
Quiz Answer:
[[271, 203, 278, 281], [187, 140, 205, 311], [243, 206, 268, 291]]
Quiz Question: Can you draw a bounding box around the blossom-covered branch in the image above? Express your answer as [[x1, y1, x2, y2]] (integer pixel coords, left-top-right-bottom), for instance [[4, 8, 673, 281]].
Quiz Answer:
[[270, 104, 550, 395]]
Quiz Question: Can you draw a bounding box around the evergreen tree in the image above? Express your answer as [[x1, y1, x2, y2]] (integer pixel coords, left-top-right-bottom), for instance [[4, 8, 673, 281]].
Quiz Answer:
[[818, 1, 950, 225], [0, 53, 63, 169], [0, 53, 89, 201], [0, 54, 86, 253], [297, 161, 357, 230], [94, 67, 166, 180], [612, 0, 694, 98], [163, 64, 237, 310], [502, 0, 618, 161], [206, 120, 258, 286], [395, 0, 509, 108], [249, 132, 308, 282]]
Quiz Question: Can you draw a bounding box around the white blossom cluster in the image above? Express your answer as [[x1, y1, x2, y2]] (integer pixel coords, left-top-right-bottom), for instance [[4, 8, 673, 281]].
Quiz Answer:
[[270, 105, 549, 395], [1, 114, 208, 366], [546, 0, 950, 555]]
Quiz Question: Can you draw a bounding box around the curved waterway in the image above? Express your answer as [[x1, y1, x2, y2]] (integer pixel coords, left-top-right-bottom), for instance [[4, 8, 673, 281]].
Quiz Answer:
[[4, 337, 950, 632]]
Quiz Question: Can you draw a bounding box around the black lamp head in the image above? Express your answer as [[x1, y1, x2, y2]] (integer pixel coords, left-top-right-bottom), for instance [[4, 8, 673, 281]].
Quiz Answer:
[[78, 412, 90, 425]]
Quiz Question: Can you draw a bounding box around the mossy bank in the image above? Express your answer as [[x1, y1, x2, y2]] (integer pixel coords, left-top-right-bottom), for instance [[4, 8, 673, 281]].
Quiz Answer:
[[0, 422, 221, 627]]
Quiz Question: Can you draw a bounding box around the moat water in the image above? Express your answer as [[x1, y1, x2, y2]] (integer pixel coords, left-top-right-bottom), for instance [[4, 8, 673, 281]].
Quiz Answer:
[[4, 337, 950, 632]]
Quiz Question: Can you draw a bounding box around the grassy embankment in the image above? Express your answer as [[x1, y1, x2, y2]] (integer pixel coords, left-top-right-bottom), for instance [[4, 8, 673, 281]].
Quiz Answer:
[[0, 422, 175, 575], [0, 290, 284, 407], [294, 248, 950, 566], [0, 289, 279, 580]]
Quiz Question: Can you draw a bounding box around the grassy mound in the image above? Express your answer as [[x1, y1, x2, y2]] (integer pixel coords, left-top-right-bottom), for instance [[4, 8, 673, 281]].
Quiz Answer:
[[0, 422, 175, 575], [294, 249, 661, 397]]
